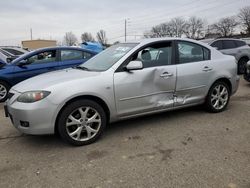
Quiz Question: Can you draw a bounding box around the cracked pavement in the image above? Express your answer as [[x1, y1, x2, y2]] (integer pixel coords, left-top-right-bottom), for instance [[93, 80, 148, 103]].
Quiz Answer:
[[0, 79, 250, 188]]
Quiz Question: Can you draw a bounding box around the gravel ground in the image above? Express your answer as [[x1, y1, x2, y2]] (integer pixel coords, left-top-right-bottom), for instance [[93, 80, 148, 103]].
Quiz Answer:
[[0, 79, 250, 188]]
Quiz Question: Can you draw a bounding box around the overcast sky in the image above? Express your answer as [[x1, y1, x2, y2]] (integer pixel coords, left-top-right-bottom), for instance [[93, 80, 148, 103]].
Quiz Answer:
[[0, 0, 249, 45]]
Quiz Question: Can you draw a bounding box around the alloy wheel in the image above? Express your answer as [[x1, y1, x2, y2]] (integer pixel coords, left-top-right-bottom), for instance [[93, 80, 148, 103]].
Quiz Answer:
[[0, 84, 7, 100], [211, 84, 229, 110], [66, 107, 101, 141]]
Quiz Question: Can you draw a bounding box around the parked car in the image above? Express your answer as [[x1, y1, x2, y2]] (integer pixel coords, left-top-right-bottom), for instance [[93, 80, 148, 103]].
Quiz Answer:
[[203, 38, 250, 74], [244, 61, 250, 82], [0, 46, 96, 102], [0, 46, 29, 63], [0, 46, 29, 56], [5, 38, 239, 146], [0, 49, 17, 63]]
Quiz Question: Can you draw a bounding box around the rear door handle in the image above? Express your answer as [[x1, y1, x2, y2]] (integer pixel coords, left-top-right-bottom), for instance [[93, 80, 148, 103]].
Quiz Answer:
[[160, 72, 173, 78], [202, 66, 213, 72]]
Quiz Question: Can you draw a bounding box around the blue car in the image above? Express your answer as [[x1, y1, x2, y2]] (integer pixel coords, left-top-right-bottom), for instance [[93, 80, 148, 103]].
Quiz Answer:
[[0, 46, 96, 102]]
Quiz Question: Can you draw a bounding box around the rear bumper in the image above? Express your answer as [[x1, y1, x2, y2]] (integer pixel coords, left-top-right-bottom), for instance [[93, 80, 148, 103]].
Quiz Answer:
[[231, 75, 240, 95]]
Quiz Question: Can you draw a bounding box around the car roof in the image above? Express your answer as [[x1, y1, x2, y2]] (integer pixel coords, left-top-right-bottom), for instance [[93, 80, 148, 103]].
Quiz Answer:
[[123, 37, 213, 49], [31, 46, 97, 53]]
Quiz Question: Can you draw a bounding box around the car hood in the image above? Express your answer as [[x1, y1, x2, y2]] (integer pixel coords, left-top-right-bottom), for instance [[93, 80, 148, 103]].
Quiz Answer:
[[12, 68, 102, 93]]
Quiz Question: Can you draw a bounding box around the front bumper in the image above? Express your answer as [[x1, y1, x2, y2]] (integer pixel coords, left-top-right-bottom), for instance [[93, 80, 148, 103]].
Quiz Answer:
[[6, 90, 58, 135]]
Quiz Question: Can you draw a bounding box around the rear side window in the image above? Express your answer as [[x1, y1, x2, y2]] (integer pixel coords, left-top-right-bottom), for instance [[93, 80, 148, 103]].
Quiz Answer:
[[61, 50, 84, 61], [222, 40, 236, 49], [235, 40, 246, 47], [177, 41, 210, 64], [211, 41, 223, 50]]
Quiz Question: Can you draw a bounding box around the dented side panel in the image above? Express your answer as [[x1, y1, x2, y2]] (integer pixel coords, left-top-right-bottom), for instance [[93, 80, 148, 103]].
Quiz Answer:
[[114, 65, 176, 117], [175, 60, 215, 106]]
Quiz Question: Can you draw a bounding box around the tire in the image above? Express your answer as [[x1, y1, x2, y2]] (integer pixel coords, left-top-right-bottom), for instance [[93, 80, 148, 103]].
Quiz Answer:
[[57, 99, 107, 146], [244, 73, 250, 82], [238, 57, 248, 75], [205, 81, 230, 113], [0, 81, 10, 102]]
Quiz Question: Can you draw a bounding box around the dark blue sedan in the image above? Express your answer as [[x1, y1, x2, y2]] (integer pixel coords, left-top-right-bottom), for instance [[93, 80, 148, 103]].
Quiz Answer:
[[0, 46, 96, 102]]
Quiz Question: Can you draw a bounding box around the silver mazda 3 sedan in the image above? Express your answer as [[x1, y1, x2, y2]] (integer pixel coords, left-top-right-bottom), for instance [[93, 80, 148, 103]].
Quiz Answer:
[[5, 38, 240, 146]]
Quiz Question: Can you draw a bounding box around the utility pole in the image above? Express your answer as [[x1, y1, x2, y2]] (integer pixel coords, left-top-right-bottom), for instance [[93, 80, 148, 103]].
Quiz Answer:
[[30, 28, 33, 40], [124, 18, 130, 42], [125, 19, 127, 42]]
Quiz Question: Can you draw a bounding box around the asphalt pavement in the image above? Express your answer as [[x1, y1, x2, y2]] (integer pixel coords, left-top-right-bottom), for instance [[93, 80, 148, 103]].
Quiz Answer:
[[0, 79, 250, 188]]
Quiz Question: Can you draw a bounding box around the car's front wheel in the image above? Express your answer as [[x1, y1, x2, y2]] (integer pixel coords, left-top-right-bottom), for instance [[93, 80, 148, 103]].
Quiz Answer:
[[0, 81, 10, 102], [57, 99, 107, 146], [205, 81, 230, 113]]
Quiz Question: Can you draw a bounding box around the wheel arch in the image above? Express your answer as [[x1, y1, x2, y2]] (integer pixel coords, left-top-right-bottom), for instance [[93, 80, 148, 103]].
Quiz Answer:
[[209, 77, 232, 95], [54, 95, 111, 134], [238, 55, 249, 62], [0, 78, 12, 87]]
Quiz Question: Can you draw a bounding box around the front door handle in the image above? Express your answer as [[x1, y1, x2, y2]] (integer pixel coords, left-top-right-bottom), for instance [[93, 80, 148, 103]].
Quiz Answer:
[[160, 72, 173, 78], [202, 66, 213, 72]]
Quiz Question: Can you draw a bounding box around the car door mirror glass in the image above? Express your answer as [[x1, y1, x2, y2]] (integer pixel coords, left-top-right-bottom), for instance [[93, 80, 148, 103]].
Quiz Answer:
[[18, 59, 30, 66], [125, 60, 143, 71]]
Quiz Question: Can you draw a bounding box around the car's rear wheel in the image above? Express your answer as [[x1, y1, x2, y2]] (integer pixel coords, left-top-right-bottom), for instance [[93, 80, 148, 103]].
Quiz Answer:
[[238, 57, 248, 74], [0, 81, 10, 102], [57, 99, 106, 146], [205, 81, 230, 113]]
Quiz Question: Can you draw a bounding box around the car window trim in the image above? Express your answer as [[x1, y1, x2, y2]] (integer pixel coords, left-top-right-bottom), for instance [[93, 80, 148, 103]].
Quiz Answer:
[[115, 40, 176, 73]]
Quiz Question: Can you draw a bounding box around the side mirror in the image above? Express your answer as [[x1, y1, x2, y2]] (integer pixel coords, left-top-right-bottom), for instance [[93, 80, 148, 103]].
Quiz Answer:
[[6, 57, 16, 63], [125, 61, 143, 71], [18, 59, 30, 67]]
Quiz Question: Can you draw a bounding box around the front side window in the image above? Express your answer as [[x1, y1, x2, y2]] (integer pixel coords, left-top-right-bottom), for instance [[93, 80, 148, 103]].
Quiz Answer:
[[61, 50, 84, 61], [178, 41, 210, 64], [26, 50, 56, 64], [130, 42, 172, 68], [79, 43, 138, 71]]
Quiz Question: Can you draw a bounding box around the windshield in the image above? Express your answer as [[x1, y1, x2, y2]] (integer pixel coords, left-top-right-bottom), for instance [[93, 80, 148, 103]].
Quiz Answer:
[[78, 43, 138, 71]]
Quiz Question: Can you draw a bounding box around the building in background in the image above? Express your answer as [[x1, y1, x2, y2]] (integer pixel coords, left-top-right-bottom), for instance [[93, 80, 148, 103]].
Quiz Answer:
[[22, 39, 57, 50]]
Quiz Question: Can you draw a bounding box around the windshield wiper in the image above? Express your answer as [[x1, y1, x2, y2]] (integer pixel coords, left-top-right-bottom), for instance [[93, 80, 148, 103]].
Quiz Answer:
[[74, 66, 90, 71]]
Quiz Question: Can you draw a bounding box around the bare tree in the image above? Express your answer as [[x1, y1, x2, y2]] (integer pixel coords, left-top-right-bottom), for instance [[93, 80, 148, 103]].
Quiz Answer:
[[212, 16, 238, 37], [238, 6, 250, 35], [96, 30, 108, 45], [183, 16, 205, 39], [63, 32, 78, 46], [169, 17, 186, 37], [81, 32, 95, 43], [144, 22, 174, 38]]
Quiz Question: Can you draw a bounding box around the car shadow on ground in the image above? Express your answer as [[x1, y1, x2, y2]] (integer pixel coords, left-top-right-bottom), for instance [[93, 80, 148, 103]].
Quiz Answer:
[[19, 105, 205, 148]]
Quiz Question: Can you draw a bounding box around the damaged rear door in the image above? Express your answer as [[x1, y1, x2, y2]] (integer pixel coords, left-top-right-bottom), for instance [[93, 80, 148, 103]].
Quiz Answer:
[[175, 40, 212, 106], [114, 41, 176, 117]]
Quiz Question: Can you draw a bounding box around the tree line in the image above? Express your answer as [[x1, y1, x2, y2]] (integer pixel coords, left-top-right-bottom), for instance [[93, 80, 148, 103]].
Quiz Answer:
[[63, 6, 250, 46], [63, 29, 108, 46], [145, 6, 250, 39]]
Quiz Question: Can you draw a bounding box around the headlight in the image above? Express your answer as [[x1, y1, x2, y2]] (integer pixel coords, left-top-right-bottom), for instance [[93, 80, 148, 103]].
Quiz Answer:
[[17, 91, 51, 103]]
